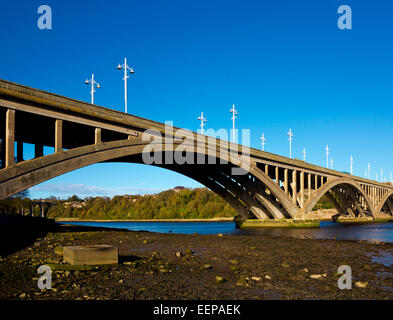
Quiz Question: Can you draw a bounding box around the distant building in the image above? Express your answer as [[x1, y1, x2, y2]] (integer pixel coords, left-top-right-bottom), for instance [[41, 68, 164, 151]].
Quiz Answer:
[[173, 186, 185, 192]]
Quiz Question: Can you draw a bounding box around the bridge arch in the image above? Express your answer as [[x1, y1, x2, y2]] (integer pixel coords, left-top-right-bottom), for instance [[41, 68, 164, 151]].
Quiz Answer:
[[304, 178, 376, 217], [0, 137, 294, 219], [377, 190, 393, 215]]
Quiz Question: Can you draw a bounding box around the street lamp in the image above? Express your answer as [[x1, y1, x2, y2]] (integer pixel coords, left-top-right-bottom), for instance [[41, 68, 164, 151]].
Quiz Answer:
[[117, 57, 135, 113], [198, 112, 207, 134], [288, 129, 293, 158], [230, 104, 238, 143], [85, 73, 100, 104], [260, 133, 266, 151], [325, 145, 330, 168]]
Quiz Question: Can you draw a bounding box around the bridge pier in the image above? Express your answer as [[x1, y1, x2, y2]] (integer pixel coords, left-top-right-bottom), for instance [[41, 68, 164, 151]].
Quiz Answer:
[[5, 109, 15, 168]]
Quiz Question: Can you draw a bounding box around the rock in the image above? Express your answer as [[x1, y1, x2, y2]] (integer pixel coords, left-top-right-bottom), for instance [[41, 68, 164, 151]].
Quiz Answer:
[[310, 274, 323, 279], [215, 276, 227, 284], [229, 265, 238, 272], [142, 240, 148, 244], [236, 276, 249, 287], [19, 293, 26, 299], [175, 252, 183, 258], [302, 268, 309, 273], [265, 275, 272, 280], [201, 264, 212, 270], [281, 262, 290, 268], [217, 233, 223, 237], [118, 279, 124, 284], [184, 248, 193, 255], [251, 276, 261, 281], [355, 281, 368, 288], [120, 240, 123, 244], [229, 259, 239, 265], [54, 247, 63, 256], [123, 261, 134, 265], [363, 264, 372, 271]]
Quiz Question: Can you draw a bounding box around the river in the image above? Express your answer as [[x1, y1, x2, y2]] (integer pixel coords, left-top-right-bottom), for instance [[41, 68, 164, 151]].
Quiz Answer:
[[59, 220, 393, 243]]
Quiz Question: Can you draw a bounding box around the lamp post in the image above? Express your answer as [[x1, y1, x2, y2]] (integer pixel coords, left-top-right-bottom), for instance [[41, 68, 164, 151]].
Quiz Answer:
[[325, 145, 329, 168], [85, 73, 100, 104], [230, 104, 238, 143], [288, 129, 293, 158], [198, 112, 207, 134], [117, 57, 134, 113], [260, 133, 266, 151]]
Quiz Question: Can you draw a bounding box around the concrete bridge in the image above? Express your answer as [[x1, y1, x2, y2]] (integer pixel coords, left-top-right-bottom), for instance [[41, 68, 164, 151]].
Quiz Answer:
[[0, 79, 392, 221]]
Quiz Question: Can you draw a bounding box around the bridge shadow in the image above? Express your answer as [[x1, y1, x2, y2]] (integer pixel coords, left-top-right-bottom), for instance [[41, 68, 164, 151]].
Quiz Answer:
[[0, 214, 60, 257], [0, 215, 133, 257]]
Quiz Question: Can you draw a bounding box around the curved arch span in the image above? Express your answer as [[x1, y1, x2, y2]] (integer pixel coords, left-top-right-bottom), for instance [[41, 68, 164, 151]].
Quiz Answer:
[[0, 138, 286, 219], [377, 190, 393, 214], [304, 178, 376, 217]]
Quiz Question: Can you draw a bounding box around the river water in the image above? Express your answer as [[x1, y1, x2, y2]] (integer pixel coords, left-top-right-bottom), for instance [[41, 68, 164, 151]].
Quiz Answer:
[[59, 220, 393, 243]]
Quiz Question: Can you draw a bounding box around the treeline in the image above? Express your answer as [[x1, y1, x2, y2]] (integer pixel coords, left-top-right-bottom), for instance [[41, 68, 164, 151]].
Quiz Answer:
[[0, 188, 336, 219], [46, 188, 237, 219]]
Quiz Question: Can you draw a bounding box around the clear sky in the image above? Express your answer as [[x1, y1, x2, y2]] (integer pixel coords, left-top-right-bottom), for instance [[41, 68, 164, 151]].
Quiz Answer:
[[1, 0, 392, 199]]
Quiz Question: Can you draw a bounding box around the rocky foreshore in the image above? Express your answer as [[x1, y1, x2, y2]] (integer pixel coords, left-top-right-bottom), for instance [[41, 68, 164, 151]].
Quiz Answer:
[[0, 225, 392, 300]]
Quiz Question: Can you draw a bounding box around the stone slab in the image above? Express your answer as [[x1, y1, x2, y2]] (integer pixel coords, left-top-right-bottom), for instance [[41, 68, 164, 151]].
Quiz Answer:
[[63, 245, 118, 265]]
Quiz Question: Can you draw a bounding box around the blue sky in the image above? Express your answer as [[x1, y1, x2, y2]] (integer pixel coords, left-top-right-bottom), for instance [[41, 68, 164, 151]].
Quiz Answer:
[[1, 0, 392, 198]]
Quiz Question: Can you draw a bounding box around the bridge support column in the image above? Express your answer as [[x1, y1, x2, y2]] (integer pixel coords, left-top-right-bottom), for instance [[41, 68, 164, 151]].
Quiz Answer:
[[5, 109, 15, 168], [40, 204, 46, 218], [55, 119, 63, 152], [275, 167, 279, 184], [314, 175, 318, 191], [300, 171, 304, 208], [292, 170, 297, 205], [95, 128, 102, 144], [307, 173, 311, 198], [284, 169, 288, 194]]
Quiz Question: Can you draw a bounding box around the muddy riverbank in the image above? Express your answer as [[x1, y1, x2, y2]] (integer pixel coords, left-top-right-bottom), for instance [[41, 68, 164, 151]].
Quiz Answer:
[[0, 225, 392, 300]]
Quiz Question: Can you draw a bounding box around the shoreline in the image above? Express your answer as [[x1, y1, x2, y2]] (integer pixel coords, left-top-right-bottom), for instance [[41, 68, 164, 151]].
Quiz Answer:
[[1, 225, 393, 300], [55, 217, 235, 223]]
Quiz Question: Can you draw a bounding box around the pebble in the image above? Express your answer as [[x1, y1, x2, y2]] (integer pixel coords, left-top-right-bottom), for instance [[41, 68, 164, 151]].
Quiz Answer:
[[19, 293, 26, 299], [202, 264, 212, 270], [265, 275, 272, 280], [303, 268, 309, 273], [215, 276, 227, 284], [251, 276, 261, 281], [184, 248, 193, 255], [176, 252, 183, 258], [355, 281, 368, 288], [118, 279, 124, 284]]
